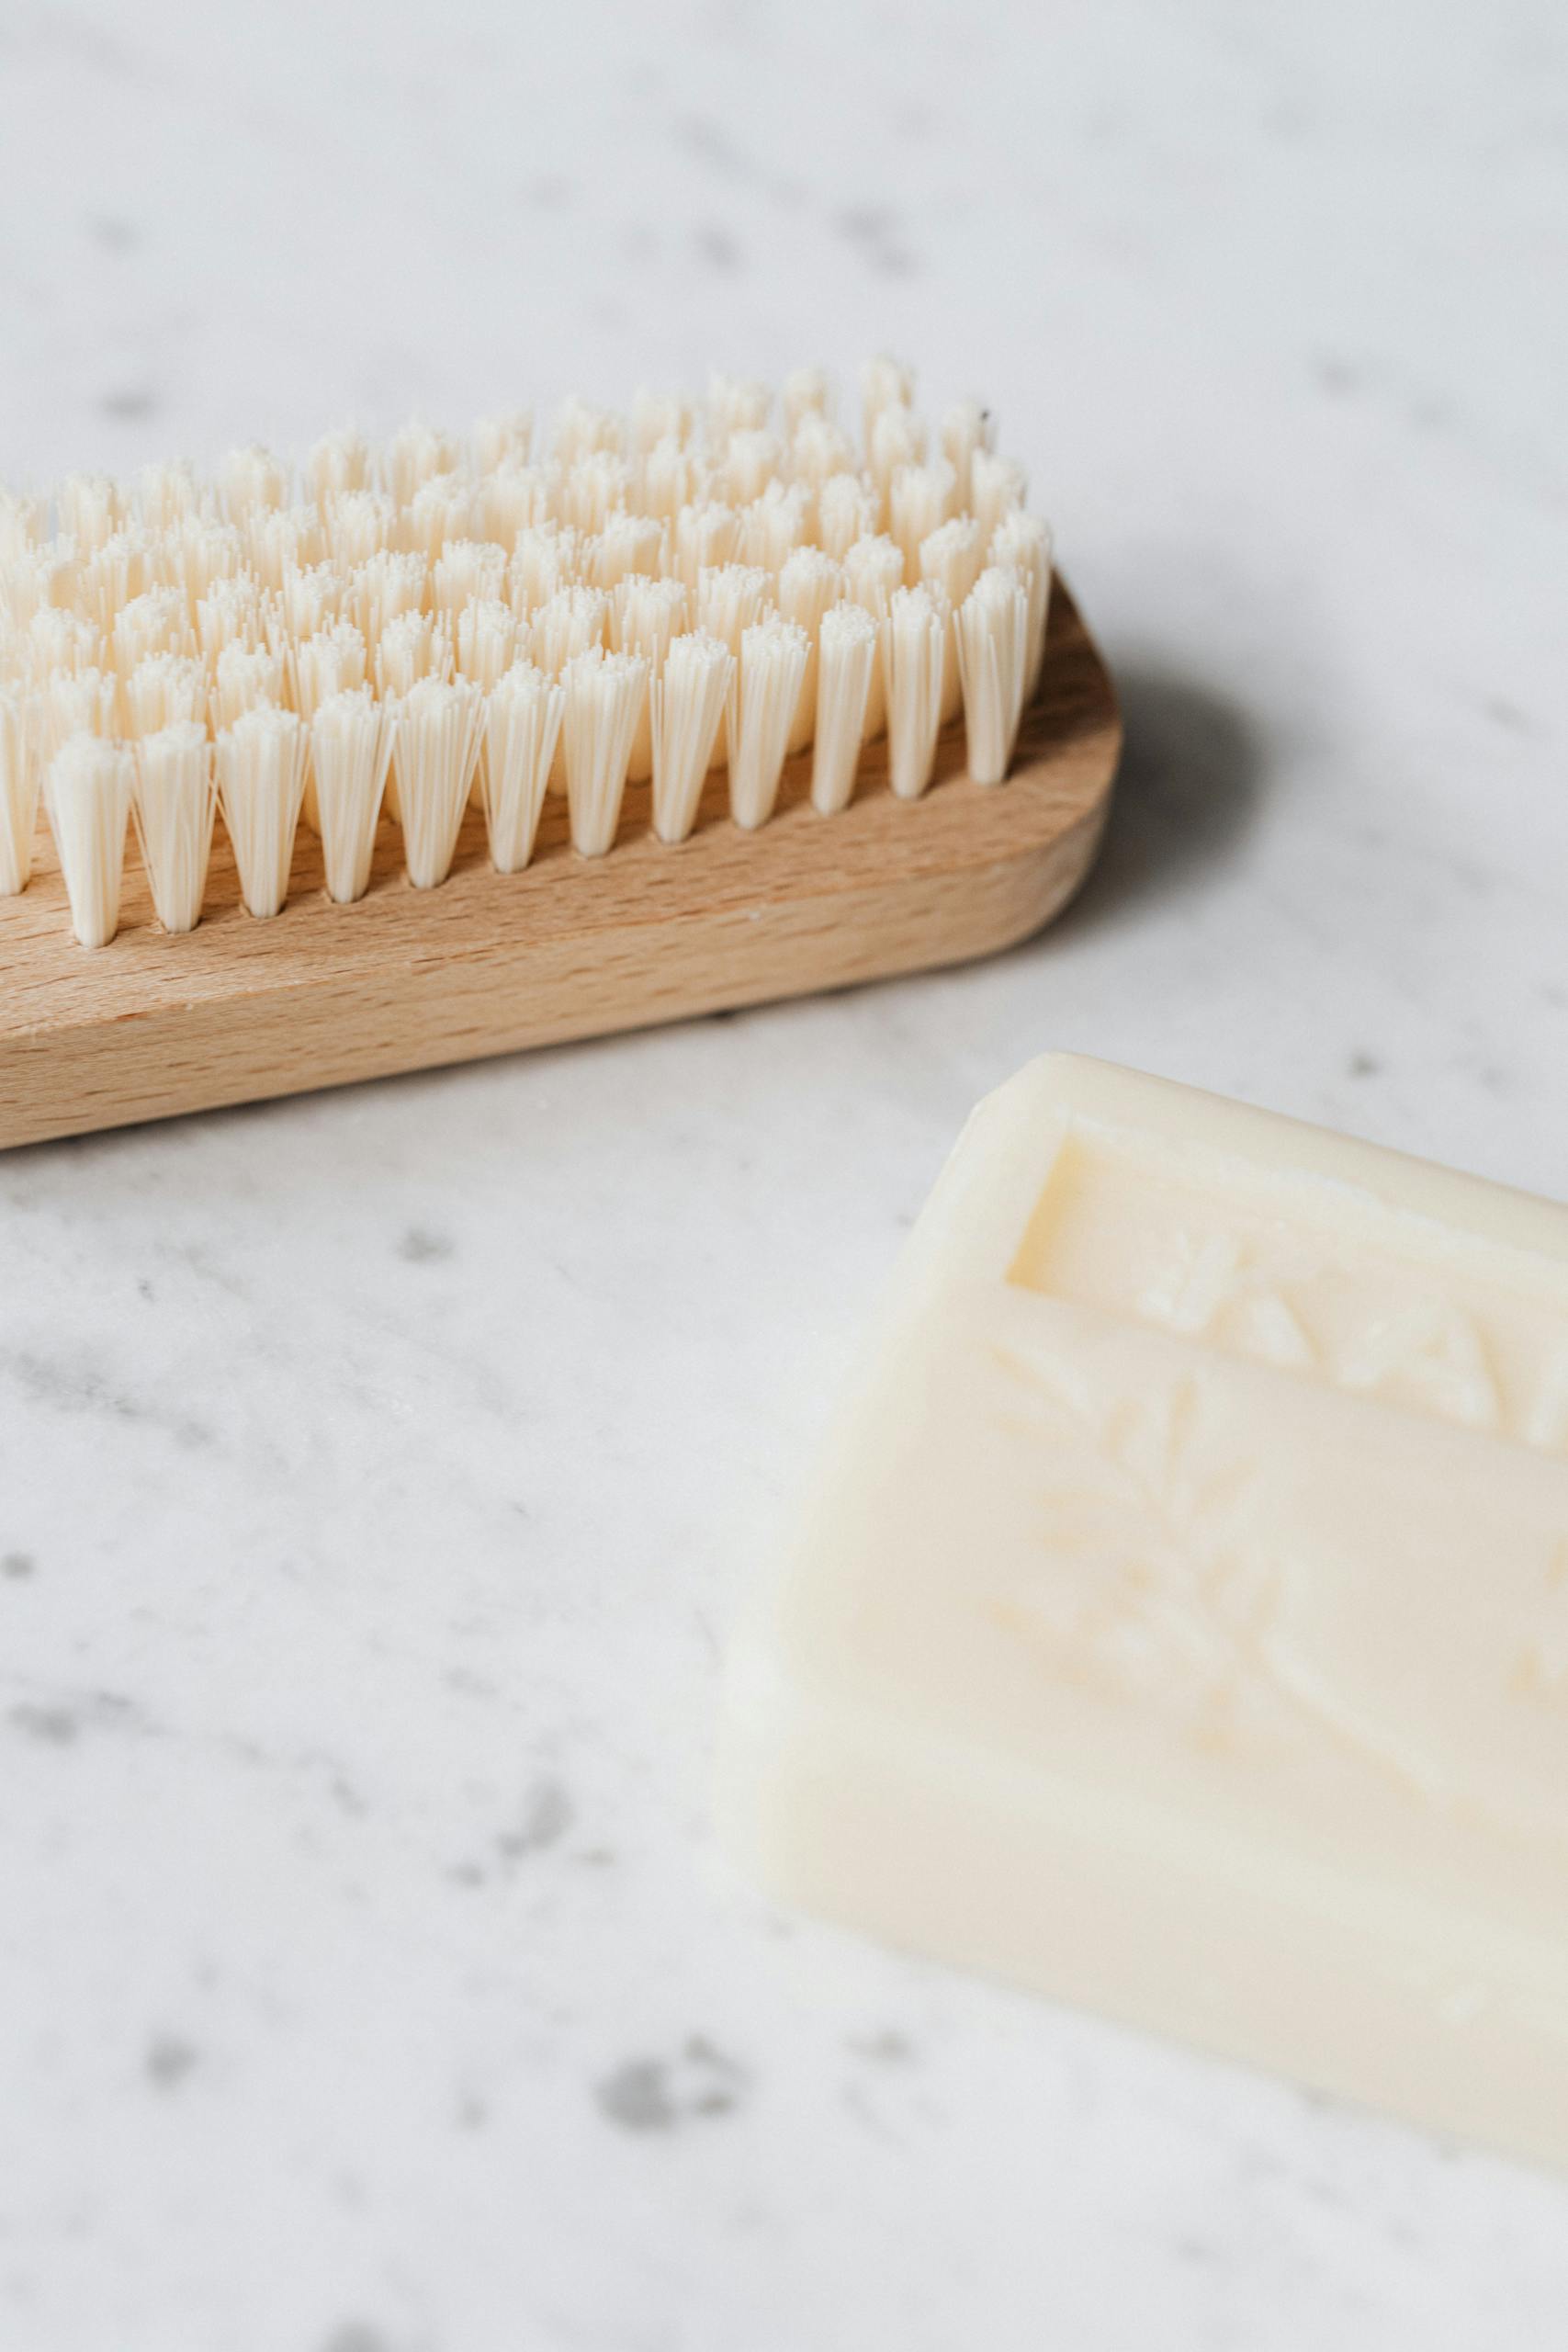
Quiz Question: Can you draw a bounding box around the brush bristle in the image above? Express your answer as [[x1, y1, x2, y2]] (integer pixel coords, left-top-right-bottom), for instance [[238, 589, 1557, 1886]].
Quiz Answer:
[[132, 719, 216, 933], [0, 364, 1049, 942], [45, 733, 133, 945]]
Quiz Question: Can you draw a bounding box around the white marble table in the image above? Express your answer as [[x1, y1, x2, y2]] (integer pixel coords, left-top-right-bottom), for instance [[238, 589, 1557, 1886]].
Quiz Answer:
[[3, 2, 1567, 2345]]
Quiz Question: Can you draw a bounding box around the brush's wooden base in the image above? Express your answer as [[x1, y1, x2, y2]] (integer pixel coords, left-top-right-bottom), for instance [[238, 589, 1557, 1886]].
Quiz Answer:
[[0, 580, 1119, 1148]]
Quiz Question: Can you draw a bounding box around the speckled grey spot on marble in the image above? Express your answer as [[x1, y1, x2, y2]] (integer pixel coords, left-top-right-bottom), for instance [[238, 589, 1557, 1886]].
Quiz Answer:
[[597, 2038, 749, 2132], [9, 1702, 77, 1744], [832, 203, 919, 276], [597, 2059, 676, 2132], [497, 1777, 574, 1860], [145, 2035, 200, 2090], [694, 223, 743, 271], [849, 2030, 917, 2065], [522, 174, 573, 209], [4, 1348, 212, 1449], [1, 1550, 35, 1579], [398, 1227, 454, 1264], [100, 388, 159, 420], [1312, 354, 1363, 397]]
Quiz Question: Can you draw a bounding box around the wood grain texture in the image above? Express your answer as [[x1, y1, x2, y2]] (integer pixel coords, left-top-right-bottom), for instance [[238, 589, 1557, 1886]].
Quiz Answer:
[[0, 578, 1119, 1148]]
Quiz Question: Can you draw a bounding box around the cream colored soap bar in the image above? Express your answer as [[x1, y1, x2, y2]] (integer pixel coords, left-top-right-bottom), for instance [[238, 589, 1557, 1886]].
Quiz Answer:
[[717, 1055, 1568, 2167]]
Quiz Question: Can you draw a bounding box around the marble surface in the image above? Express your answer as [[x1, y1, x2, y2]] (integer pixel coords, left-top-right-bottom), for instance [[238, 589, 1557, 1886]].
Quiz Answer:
[[3, 0, 1568, 2345]]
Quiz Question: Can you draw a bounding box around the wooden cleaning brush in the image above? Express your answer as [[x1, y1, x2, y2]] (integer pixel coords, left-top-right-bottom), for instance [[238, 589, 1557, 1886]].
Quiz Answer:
[[0, 359, 1119, 1148]]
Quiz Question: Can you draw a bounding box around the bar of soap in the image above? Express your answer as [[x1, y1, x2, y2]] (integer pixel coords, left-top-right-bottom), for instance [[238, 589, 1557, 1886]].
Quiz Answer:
[[716, 1055, 1568, 2167]]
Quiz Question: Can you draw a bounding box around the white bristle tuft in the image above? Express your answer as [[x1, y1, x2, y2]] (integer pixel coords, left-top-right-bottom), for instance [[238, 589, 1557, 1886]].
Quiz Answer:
[[385, 423, 457, 507], [471, 411, 534, 472], [889, 459, 957, 576], [211, 641, 287, 732], [346, 550, 425, 653], [728, 616, 807, 831], [2, 551, 51, 629], [941, 399, 996, 510], [291, 619, 367, 723], [308, 428, 372, 507], [166, 519, 245, 608], [955, 565, 1031, 786], [214, 704, 309, 919], [585, 512, 666, 593], [868, 403, 928, 509], [919, 514, 987, 609], [673, 500, 740, 594], [560, 646, 647, 857], [988, 509, 1053, 697], [721, 431, 784, 508], [327, 489, 397, 570], [815, 473, 879, 562], [196, 573, 266, 662], [0, 489, 45, 565], [695, 561, 772, 768], [28, 608, 103, 682], [860, 354, 916, 448], [883, 583, 947, 802], [478, 662, 564, 874], [455, 598, 519, 691], [777, 547, 844, 753], [270, 563, 340, 647], [609, 572, 688, 659], [310, 687, 396, 903], [695, 562, 772, 650], [124, 652, 206, 738], [133, 461, 202, 531], [247, 503, 326, 590], [636, 436, 705, 524], [737, 481, 808, 575], [479, 461, 558, 551], [552, 397, 623, 467], [705, 374, 771, 449], [529, 584, 607, 681], [80, 527, 153, 631], [60, 474, 123, 556], [508, 523, 579, 617], [0, 686, 41, 893], [220, 446, 289, 522], [810, 602, 878, 817], [649, 631, 731, 845], [561, 453, 631, 535], [401, 472, 476, 560], [375, 608, 452, 701], [781, 368, 834, 435], [111, 588, 187, 684], [132, 720, 216, 933], [26, 546, 86, 626], [389, 675, 485, 888], [45, 667, 118, 752], [919, 515, 987, 726], [45, 733, 133, 946], [611, 573, 688, 782], [789, 413, 855, 494], [432, 538, 509, 618], [630, 390, 695, 456], [843, 533, 905, 740], [970, 449, 1028, 545]]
